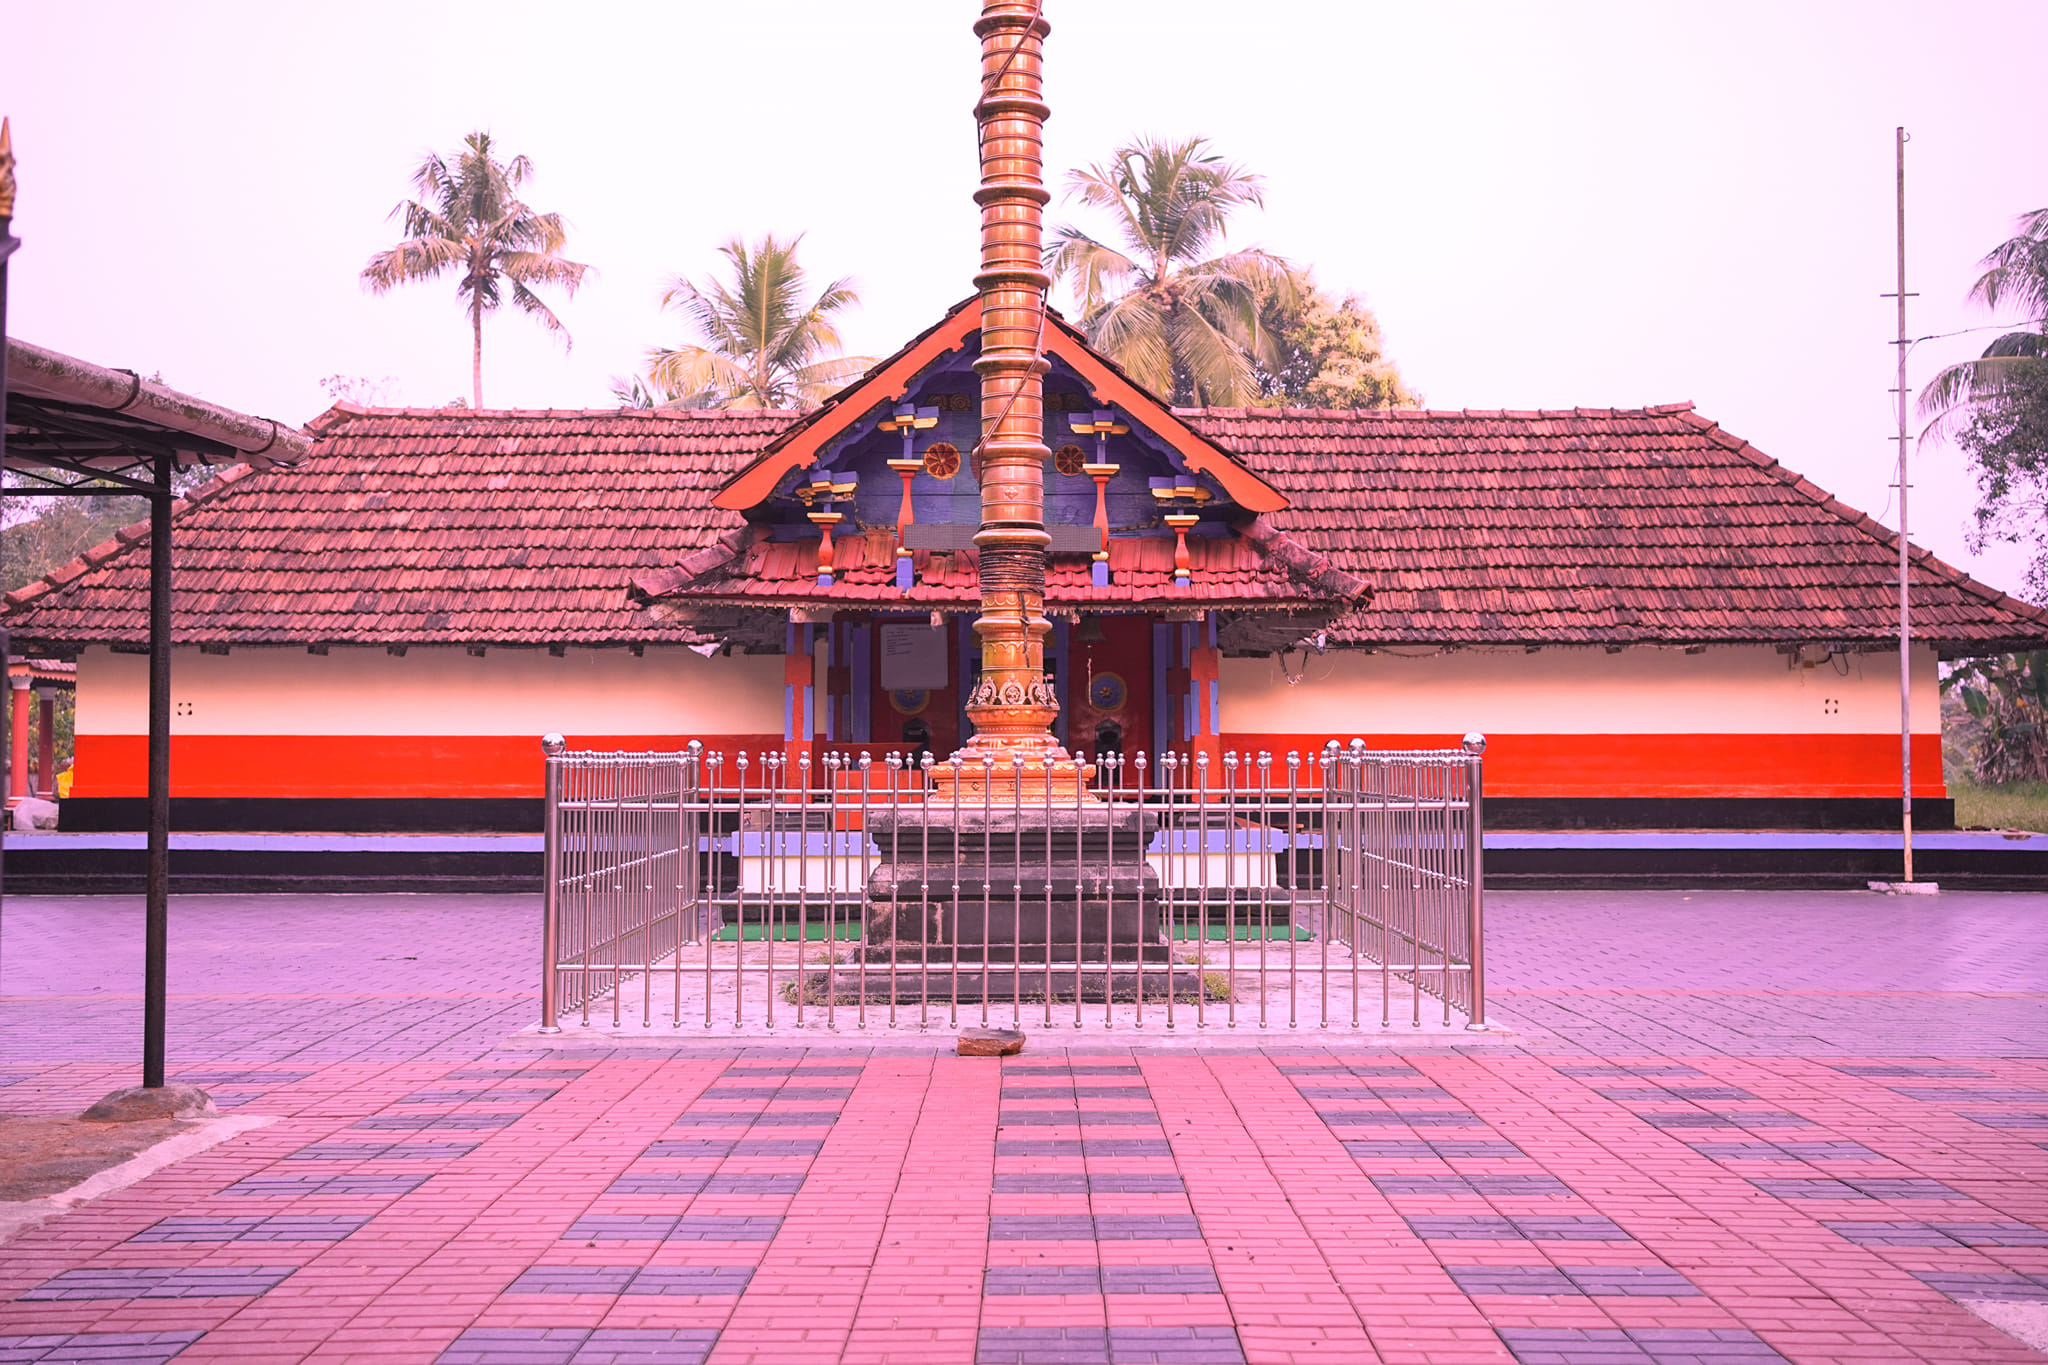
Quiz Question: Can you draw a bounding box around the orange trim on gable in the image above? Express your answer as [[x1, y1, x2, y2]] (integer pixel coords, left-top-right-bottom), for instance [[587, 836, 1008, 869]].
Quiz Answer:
[[1217, 732, 1946, 800], [711, 300, 1287, 514], [715, 304, 981, 510], [1044, 314, 1286, 513]]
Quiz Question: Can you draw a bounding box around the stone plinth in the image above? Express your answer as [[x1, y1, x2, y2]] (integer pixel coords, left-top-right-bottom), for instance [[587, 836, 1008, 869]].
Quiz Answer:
[[859, 802, 1165, 965]]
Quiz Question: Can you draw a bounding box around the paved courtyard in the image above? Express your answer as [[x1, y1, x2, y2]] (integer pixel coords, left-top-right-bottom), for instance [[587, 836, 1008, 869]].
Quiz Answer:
[[0, 890, 2043, 1363]]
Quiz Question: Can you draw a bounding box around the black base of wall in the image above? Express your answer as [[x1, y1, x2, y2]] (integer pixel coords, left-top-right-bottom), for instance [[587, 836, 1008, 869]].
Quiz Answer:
[[5, 848, 542, 895], [1485, 797, 1955, 831], [60, 797, 546, 833], [6, 845, 2036, 895], [56, 795, 1957, 834]]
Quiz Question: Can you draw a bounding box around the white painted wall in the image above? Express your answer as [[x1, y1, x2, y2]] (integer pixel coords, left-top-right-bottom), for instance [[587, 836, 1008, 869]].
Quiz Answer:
[[1219, 645, 1942, 735], [76, 646, 785, 736]]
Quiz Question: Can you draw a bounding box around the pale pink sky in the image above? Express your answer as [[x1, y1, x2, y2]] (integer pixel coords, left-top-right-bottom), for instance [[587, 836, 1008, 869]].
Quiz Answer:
[[10, 1, 2047, 596]]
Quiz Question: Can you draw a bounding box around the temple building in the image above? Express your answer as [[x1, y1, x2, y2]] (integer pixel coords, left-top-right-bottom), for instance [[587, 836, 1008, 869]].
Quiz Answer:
[[9, 296, 2048, 832]]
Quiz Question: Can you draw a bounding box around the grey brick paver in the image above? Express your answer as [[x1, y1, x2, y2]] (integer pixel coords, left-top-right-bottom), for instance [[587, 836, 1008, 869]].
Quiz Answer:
[[1317, 1109, 1486, 1126], [353, 1113, 521, 1131], [0, 1332, 206, 1365], [989, 1215, 1200, 1241], [1830, 1063, 1991, 1077], [996, 1139, 1172, 1157], [1407, 1215, 1630, 1242], [973, 1327, 1243, 1365], [1345, 1138, 1527, 1159], [401, 1086, 559, 1103], [997, 1110, 1161, 1126], [1495, 1327, 1790, 1365], [222, 1173, 430, 1197], [1101, 1266, 1223, 1295], [128, 1215, 367, 1243], [1371, 1174, 1573, 1197], [671, 1111, 838, 1127], [983, 1266, 1104, 1295], [434, 1328, 717, 1365], [22, 1268, 296, 1300], [507, 1266, 754, 1296], [286, 1140, 478, 1160], [603, 1173, 709, 1196], [561, 1215, 783, 1242], [641, 1139, 822, 1158], [995, 1174, 1183, 1193]]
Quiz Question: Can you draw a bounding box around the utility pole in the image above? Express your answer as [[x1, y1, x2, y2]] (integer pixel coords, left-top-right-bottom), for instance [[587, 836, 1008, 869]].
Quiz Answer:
[[0, 120, 18, 925], [1889, 127, 1915, 884]]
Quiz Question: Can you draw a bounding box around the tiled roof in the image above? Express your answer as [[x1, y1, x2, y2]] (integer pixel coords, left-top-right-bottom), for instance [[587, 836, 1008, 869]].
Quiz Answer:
[[1191, 403, 2048, 649], [2, 405, 796, 648], [7, 398, 2046, 655]]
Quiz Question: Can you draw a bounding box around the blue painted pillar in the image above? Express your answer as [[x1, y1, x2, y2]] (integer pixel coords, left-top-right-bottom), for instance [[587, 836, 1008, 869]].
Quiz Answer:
[[849, 622, 872, 743]]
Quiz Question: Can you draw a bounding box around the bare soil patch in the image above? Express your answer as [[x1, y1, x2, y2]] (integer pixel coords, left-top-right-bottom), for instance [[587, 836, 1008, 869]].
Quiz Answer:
[[0, 1115, 195, 1202]]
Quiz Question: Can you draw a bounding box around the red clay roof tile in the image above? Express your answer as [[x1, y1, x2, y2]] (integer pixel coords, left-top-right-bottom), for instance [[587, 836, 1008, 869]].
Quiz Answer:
[[4, 401, 2045, 654]]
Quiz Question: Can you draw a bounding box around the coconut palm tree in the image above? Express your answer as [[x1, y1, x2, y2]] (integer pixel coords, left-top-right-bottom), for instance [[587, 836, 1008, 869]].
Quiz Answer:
[[1046, 137, 1299, 407], [361, 131, 589, 410], [644, 234, 870, 409], [1920, 207, 2048, 434], [1920, 208, 2048, 591]]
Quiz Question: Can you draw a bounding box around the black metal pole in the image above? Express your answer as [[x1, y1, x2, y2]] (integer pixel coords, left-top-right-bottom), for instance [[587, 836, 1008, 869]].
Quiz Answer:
[[1, 120, 17, 924], [143, 448, 171, 1088]]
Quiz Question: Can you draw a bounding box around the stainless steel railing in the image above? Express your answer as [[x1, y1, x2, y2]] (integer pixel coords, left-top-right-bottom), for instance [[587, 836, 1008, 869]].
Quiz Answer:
[[539, 734, 1487, 1033]]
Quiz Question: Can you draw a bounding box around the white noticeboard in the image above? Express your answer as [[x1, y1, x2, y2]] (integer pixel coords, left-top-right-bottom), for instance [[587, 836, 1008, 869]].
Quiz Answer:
[[879, 623, 950, 691]]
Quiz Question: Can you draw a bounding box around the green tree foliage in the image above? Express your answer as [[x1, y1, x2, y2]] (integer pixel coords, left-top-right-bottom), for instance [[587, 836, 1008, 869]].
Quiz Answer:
[[644, 234, 871, 409], [1920, 207, 2048, 593], [2, 467, 200, 777], [361, 131, 590, 410], [1944, 651, 2048, 783], [1252, 270, 1418, 410], [1047, 137, 1299, 407]]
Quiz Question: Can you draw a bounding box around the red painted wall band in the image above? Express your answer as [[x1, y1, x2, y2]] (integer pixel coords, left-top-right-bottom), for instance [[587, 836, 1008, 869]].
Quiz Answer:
[[70, 731, 1946, 800], [70, 734, 787, 799], [1216, 732, 1947, 799]]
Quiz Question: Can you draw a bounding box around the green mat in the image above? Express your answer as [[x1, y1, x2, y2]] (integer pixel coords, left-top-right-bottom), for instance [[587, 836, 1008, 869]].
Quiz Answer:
[[1168, 924, 1315, 941], [714, 922, 863, 942]]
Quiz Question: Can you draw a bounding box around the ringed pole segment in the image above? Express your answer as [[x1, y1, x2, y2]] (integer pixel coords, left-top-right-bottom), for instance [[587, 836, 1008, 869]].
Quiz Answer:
[[939, 0, 1088, 801]]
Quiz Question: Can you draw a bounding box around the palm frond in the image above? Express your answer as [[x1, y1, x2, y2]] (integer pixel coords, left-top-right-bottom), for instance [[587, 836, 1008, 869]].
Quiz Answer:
[[360, 235, 463, 291], [648, 233, 862, 408], [499, 250, 589, 293], [1918, 344, 2048, 435], [647, 345, 749, 403], [1085, 292, 1174, 397], [1046, 228, 1140, 316], [1969, 205, 2048, 320], [1170, 305, 1257, 407], [508, 278, 569, 346]]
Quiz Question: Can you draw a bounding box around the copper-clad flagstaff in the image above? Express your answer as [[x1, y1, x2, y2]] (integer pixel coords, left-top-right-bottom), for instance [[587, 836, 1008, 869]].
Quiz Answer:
[[942, 0, 1086, 798]]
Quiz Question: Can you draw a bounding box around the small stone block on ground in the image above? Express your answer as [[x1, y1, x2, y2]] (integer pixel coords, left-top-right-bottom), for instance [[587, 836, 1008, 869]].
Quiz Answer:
[[959, 1027, 1026, 1056]]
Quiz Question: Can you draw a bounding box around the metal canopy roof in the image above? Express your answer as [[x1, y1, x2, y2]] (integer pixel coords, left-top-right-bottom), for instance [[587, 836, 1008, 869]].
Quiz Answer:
[[4, 338, 310, 494]]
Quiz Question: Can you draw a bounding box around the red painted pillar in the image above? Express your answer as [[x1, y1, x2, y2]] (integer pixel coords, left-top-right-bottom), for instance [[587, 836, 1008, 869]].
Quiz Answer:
[[7, 676, 29, 808], [35, 687, 55, 799]]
